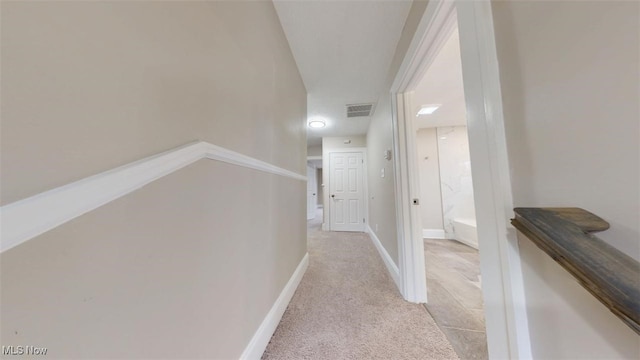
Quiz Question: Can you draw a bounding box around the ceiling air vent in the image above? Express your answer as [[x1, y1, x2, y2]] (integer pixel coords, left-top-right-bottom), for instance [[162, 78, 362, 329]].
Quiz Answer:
[[346, 103, 375, 118]]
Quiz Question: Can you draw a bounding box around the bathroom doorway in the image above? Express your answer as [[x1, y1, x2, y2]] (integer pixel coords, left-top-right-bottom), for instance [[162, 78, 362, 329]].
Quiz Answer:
[[390, 1, 529, 358], [409, 24, 487, 359]]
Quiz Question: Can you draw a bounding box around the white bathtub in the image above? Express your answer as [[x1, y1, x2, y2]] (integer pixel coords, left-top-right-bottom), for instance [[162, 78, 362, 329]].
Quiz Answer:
[[453, 218, 478, 249]]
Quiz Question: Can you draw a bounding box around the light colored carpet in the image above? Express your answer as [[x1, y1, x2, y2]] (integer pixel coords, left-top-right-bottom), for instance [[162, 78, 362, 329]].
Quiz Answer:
[[262, 212, 459, 360]]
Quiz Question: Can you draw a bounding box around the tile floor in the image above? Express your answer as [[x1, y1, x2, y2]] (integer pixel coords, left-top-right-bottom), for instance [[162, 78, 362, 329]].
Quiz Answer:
[[423, 238, 489, 360]]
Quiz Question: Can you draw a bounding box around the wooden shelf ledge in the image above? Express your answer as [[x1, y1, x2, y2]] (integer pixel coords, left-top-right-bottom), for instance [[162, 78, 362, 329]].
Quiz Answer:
[[511, 207, 640, 335]]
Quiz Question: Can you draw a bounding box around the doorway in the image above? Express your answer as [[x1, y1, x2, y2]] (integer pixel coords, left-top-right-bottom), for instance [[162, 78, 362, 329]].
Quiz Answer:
[[410, 25, 487, 359], [328, 151, 365, 232], [390, 1, 531, 359], [307, 163, 318, 220], [307, 158, 323, 221]]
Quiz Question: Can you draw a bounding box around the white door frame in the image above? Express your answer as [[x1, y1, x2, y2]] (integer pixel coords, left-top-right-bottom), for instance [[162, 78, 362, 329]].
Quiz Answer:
[[326, 148, 368, 231], [390, 1, 531, 359], [306, 163, 318, 220]]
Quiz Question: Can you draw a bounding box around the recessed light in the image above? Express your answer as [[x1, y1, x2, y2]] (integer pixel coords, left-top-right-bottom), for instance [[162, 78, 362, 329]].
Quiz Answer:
[[308, 119, 326, 128], [417, 104, 441, 116]]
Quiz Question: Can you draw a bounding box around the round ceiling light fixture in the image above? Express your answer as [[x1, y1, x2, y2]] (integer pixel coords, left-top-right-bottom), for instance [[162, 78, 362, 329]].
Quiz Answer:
[[308, 118, 326, 128]]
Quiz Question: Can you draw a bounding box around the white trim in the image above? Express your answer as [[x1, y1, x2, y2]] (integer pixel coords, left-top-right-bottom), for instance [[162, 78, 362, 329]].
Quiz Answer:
[[390, 0, 532, 359], [392, 0, 457, 93], [362, 151, 370, 228], [391, 94, 412, 299], [306, 155, 322, 161], [365, 225, 400, 290], [422, 229, 446, 239], [240, 253, 309, 360], [456, 1, 531, 358], [455, 237, 477, 250], [388, 3, 461, 306], [0, 141, 307, 253], [452, 219, 478, 249], [389, 0, 458, 306], [204, 143, 307, 181]]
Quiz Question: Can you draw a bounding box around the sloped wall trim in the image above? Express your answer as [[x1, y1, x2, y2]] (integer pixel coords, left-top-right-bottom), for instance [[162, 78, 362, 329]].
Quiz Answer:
[[0, 141, 307, 253]]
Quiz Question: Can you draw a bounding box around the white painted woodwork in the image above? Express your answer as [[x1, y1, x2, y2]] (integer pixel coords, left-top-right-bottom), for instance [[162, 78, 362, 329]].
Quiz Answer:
[[306, 164, 318, 220], [422, 229, 446, 239], [329, 152, 364, 232], [366, 225, 401, 289], [390, 0, 532, 358], [240, 253, 309, 360], [0, 141, 307, 253]]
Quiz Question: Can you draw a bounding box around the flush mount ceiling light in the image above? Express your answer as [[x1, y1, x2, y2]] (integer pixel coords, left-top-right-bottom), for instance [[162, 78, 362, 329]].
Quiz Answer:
[[416, 104, 441, 116], [308, 118, 326, 128]]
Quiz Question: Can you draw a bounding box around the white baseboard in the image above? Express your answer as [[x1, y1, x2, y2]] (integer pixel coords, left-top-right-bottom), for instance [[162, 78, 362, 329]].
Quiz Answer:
[[240, 252, 309, 360], [455, 238, 478, 250], [452, 219, 479, 249], [365, 225, 401, 290], [422, 228, 446, 239]]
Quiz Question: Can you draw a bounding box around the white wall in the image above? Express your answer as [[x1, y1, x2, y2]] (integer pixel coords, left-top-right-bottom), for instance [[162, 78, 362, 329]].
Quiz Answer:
[[493, 0, 639, 358], [308, 145, 322, 157], [0, 1, 307, 358], [308, 145, 323, 207], [436, 126, 475, 238], [317, 168, 324, 207], [416, 128, 444, 232], [322, 136, 367, 228], [366, 0, 430, 266], [307, 164, 318, 219], [416, 126, 475, 240]]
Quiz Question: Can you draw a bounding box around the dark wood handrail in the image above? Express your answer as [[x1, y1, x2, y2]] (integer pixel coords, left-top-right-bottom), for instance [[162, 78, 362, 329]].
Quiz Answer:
[[511, 207, 640, 335]]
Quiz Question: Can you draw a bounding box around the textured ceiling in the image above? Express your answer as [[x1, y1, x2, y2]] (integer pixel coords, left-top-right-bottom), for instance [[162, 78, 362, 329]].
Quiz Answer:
[[273, 0, 413, 146]]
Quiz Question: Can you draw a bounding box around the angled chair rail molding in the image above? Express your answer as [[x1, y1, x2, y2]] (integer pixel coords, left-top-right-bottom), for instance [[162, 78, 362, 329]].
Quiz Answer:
[[511, 207, 640, 335], [0, 141, 307, 254]]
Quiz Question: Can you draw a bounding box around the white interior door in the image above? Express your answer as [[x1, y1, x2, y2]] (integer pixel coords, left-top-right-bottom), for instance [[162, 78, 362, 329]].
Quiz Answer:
[[306, 165, 317, 220], [329, 152, 364, 232]]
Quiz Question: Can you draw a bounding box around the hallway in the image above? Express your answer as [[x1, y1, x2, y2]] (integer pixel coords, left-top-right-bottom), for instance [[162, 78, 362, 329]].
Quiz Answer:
[[262, 211, 458, 359]]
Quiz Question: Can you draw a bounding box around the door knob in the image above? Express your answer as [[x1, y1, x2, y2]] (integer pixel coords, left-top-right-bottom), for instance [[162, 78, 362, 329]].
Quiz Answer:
[[331, 194, 335, 198], [313, 193, 316, 196]]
